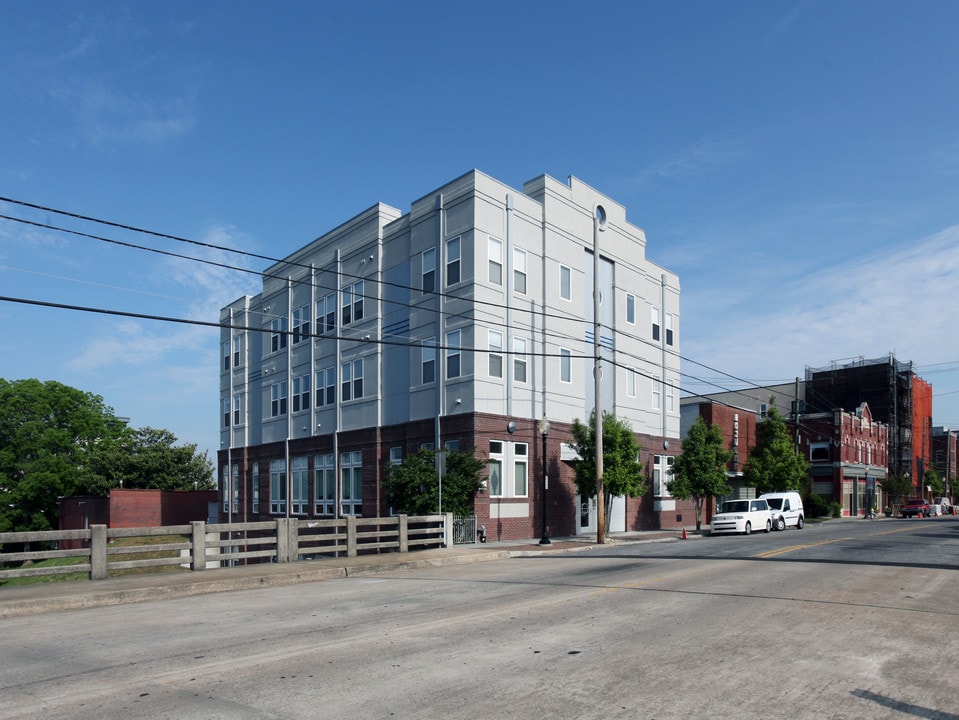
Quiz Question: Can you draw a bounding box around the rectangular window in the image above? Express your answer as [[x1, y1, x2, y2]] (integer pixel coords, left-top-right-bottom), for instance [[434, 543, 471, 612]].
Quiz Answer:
[[291, 456, 309, 515], [489, 441, 503, 496], [389, 447, 403, 465], [271, 317, 288, 353], [422, 248, 435, 294], [422, 338, 436, 384], [316, 293, 336, 335], [222, 397, 231, 427], [341, 359, 363, 401], [513, 248, 527, 294], [626, 294, 636, 324], [560, 265, 571, 301], [446, 329, 461, 379], [314, 454, 336, 516], [252, 464, 259, 513], [666, 312, 674, 346], [342, 280, 364, 325], [488, 236, 503, 285], [222, 465, 230, 512], [292, 304, 310, 344], [232, 464, 239, 512], [651, 307, 661, 342], [653, 455, 674, 497], [233, 336, 241, 367], [666, 377, 676, 412], [292, 374, 310, 413], [341, 450, 363, 516], [233, 395, 241, 426], [446, 236, 461, 286], [513, 443, 528, 496], [271, 381, 288, 417], [652, 376, 661, 411], [513, 336, 527, 383], [488, 330, 503, 378], [270, 459, 287, 514], [222, 341, 230, 371], [627, 368, 637, 398], [560, 348, 572, 383], [315, 367, 335, 407]]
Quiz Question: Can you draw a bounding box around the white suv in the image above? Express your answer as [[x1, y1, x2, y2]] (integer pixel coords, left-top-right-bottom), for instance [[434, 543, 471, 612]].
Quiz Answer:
[[710, 498, 772, 535]]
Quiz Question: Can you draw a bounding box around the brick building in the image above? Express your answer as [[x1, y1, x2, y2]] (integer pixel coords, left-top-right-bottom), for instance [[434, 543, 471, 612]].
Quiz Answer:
[[218, 170, 684, 540]]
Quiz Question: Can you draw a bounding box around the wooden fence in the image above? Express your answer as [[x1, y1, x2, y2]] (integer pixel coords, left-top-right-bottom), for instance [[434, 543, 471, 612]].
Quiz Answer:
[[0, 514, 452, 582]]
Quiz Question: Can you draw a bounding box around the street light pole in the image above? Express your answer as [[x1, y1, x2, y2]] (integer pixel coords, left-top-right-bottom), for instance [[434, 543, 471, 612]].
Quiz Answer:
[[538, 416, 551, 545]]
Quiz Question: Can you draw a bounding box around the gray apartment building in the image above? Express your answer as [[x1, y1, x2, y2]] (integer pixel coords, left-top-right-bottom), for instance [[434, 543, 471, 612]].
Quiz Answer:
[[218, 170, 682, 541]]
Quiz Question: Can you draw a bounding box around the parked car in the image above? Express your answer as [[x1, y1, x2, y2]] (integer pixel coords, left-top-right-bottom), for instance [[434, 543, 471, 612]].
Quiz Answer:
[[900, 498, 931, 518], [759, 491, 805, 531], [710, 498, 772, 535]]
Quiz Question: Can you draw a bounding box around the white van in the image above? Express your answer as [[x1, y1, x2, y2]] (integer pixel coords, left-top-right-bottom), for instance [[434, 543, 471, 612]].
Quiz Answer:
[[759, 492, 805, 531]]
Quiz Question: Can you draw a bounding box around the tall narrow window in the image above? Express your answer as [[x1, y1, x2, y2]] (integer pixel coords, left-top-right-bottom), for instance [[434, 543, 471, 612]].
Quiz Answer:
[[341, 359, 363, 401], [488, 441, 504, 496], [291, 456, 309, 515], [341, 450, 363, 516], [342, 280, 364, 325], [651, 376, 661, 411], [422, 338, 436, 384], [422, 248, 435, 294], [626, 294, 636, 324], [252, 464, 259, 513], [489, 237, 503, 285], [560, 265, 571, 301], [513, 248, 527, 294], [560, 348, 572, 383], [292, 374, 310, 412], [513, 443, 528, 496], [488, 330, 503, 378], [222, 341, 231, 371], [627, 368, 637, 397], [665, 312, 674, 346], [270, 459, 287, 514], [446, 236, 461, 286], [233, 336, 241, 367], [446, 329, 461, 379], [666, 377, 676, 412], [513, 337, 527, 383], [651, 307, 661, 342], [292, 304, 310, 344], [314, 454, 335, 516], [271, 382, 288, 417], [233, 395, 241, 426], [316, 367, 335, 407], [222, 397, 231, 427], [271, 317, 288, 352]]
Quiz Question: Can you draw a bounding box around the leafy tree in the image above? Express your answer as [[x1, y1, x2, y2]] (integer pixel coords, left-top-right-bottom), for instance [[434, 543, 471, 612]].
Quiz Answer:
[[743, 405, 809, 494], [385, 447, 485, 516], [0, 378, 126, 532], [922, 467, 943, 498], [570, 411, 646, 533], [668, 416, 733, 530], [882, 472, 914, 505], [82, 427, 215, 494]]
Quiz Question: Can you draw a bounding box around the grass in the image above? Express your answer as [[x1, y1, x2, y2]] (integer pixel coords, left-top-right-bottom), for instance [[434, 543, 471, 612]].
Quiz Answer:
[[0, 535, 191, 587]]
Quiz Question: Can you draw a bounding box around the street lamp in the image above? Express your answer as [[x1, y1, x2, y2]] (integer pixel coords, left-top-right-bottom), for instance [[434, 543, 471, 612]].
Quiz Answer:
[[538, 416, 551, 545]]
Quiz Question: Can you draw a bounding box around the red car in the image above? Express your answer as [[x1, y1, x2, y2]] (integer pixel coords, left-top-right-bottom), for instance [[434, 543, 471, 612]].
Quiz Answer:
[[900, 498, 931, 518]]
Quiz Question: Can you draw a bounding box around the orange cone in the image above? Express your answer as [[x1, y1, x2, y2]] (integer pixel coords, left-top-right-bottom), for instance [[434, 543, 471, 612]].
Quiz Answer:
[[681, 528, 687, 540]]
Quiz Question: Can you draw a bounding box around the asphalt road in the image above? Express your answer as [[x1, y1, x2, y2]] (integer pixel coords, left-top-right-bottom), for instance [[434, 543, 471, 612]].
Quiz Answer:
[[3, 517, 958, 720]]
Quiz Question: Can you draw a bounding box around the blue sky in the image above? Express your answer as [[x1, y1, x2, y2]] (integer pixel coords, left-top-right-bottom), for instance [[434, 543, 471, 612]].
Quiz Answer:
[[2, 0, 958, 463]]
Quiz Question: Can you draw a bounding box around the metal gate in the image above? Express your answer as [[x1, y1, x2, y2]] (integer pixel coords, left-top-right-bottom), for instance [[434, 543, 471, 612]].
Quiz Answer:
[[452, 515, 477, 544]]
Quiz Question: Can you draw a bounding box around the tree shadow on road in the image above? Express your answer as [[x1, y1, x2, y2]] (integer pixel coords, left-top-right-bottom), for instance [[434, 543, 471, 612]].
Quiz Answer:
[[852, 689, 959, 719]]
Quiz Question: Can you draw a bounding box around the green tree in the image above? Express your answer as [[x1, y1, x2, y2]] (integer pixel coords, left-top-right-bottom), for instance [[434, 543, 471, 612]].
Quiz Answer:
[[668, 416, 733, 530], [570, 411, 646, 533], [83, 427, 214, 494], [922, 467, 943, 498], [385, 447, 485, 516], [743, 406, 809, 494], [882, 472, 913, 505], [0, 378, 126, 532]]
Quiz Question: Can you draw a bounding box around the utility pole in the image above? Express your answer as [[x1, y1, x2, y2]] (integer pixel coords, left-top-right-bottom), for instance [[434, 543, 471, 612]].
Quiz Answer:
[[593, 207, 605, 544]]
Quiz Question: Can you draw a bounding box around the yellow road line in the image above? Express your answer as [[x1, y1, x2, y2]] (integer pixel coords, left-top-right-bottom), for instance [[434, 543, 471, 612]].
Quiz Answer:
[[752, 537, 851, 558]]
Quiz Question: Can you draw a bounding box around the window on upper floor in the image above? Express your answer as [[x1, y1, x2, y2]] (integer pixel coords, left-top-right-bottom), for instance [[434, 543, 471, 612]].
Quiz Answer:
[[651, 375, 661, 411], [446, 236, 461, 286], [626, 368, 637, 397], [316, 293, 336, 335], [422, 338, 436, 384], [513, 248, 527, 294], [422, 248, 435, 294], [489, 237, 503, 286], [233, 395, 242, 426], [271, 317, 288, 353], [513, 336, 527, 383], [666, 312, 674, 346], [488, 330, 503, 378], [341, 358, 364, 401], [626, 294, 636, 325], [233, 336, 241, 367], [222, 341, 231, 372], [342, 280, 364, 325], [446, 329, 461, 379], [292, 304, 310, 344], [292, 374, 310, 413], [560, 348, 572, 383], [271, 381, 288, 417], [560, 265, 571, 301], [316, 367, 335, 407], [651, 306, 660, 343]]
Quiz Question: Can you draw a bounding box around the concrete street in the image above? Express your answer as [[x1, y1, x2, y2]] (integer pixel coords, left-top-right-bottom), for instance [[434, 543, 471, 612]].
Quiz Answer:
[[2, 517, 958, 719]]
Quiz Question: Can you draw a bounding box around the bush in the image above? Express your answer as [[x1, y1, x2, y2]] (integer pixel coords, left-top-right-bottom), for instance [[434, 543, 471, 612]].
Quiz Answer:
[[805, 493, 831, 518], [830, 501, 842, 518]]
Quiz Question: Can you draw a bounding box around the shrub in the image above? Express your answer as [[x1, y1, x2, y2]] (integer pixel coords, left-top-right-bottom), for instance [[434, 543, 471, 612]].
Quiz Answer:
[[805, 493, 831, 518]]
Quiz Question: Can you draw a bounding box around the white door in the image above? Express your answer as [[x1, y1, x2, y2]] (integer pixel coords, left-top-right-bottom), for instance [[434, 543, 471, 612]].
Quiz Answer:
[[577, 495, 596, 535]]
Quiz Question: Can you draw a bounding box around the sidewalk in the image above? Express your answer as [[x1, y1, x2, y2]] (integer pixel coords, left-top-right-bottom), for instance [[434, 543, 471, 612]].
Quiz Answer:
[[0, 531, 683, 618]]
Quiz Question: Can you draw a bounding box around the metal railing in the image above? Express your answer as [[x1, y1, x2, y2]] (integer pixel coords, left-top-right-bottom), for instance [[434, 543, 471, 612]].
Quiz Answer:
[[451, 515, 477, 544], [0, 513, 452, 582]]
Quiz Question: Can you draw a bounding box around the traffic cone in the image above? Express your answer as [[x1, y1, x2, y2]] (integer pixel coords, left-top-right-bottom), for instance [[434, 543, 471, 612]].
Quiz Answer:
[[681, 528, 687, 540]]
